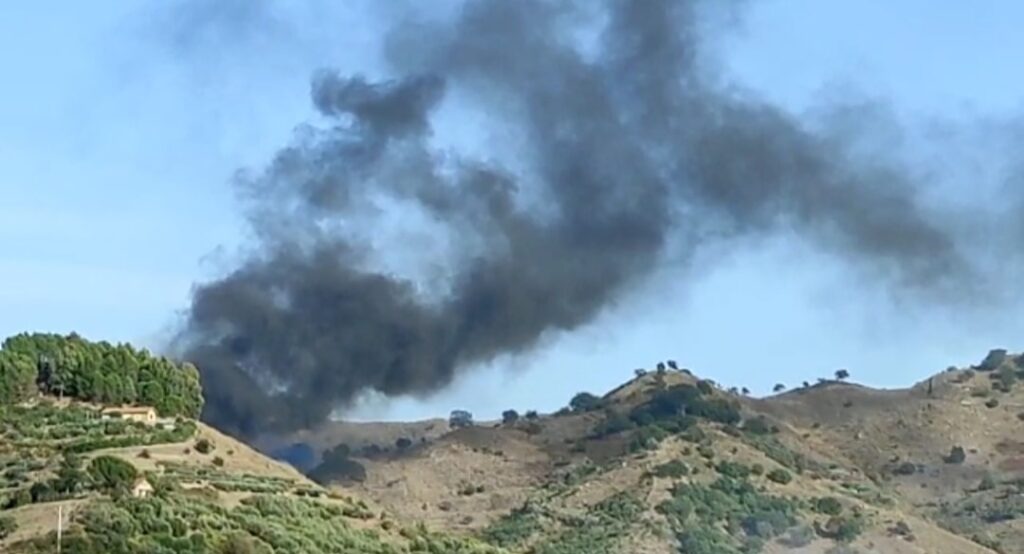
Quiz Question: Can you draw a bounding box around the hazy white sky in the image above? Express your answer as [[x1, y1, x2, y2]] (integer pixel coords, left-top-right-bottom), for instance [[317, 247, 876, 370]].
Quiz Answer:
[[2, 1, 1022, 421]]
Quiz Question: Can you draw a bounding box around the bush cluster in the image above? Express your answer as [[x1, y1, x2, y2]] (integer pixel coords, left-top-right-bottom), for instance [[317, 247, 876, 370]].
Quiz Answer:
[[658, 475, 801, 553], [11, 493, 501, 554]]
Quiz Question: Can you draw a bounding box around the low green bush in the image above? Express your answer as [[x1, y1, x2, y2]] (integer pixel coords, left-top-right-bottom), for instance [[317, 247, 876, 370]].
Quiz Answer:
[[766, 469, 792, 485]]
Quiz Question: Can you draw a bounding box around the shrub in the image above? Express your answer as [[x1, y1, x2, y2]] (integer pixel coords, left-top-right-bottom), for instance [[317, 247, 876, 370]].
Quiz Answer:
[[0, 515, 15, 539], [482, 504, 541, 547], [395, 437, 412, 450], [569, 392, 603, 412], [715, 461, 751, 479], [818, 514, 865, 543], [985, 398, 1000, 409], [630, 425, 670, 452], [659, 476, 799, 551], [686, 397, 741, 425], [195, 438, 215, 454], [88, 455, 138, 491], [217, 532, 273, 554], [779, 524, 815, 548], [651, 460, 690, 478], [766, 468, 792, 484], [890, 520, 913, 538], [971, 387, 991, 398], [213, 456, 225, 467], [743, 416, 773, 435], [524, 410, 539, 420], [892, 461, 917, 476], [944, 446, 966, 464], [8, 488, 32, 508], [814, 496, 843, 515], [681, 426, 706, 443], [590, 412, 634, 438]]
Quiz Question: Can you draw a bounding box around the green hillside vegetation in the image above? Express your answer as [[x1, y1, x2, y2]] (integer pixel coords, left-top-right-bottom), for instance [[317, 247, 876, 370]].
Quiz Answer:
[[12, 492, 502, 554], [0, 332, 506, 554], [584, 380, 742, 456], [0, 333, 202, 418], [0, 402, 196, 510]]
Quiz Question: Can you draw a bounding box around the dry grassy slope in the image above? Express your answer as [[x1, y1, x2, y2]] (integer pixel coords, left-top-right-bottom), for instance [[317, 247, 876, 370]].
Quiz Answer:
[[313, 365, 1024, 553], [104, 422, 313, 483], [750, 362, 1024, 553], [277, 418, 451, 459]]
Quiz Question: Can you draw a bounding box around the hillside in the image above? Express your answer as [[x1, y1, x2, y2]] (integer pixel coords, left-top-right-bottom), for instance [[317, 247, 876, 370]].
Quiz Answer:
[[0, 334, 501, 553], [5, 332, 1024, 553], [294, 352, 1024, 554], [0, 397, 506, 553]]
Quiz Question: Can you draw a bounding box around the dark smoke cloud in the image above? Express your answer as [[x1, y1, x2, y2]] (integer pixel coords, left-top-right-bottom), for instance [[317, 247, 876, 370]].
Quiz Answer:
[[177, 0, 980, 436]]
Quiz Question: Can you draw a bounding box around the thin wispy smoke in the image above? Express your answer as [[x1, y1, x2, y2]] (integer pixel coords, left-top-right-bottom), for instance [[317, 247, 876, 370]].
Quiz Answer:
[[175, 0, 987, 436]]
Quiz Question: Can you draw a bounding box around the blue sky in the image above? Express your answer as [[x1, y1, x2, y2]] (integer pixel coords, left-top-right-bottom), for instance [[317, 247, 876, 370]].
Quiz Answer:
[[2, 1, 1023, 421]]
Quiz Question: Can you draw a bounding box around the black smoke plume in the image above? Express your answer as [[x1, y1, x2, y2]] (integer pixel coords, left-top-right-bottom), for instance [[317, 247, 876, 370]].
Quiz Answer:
[[177, 0, 975, 437]]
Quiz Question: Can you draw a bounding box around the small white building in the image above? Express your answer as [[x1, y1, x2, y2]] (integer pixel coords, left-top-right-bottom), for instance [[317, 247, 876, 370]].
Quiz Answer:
[[101, 406, 158, 425], [131, 477, 154, 499]]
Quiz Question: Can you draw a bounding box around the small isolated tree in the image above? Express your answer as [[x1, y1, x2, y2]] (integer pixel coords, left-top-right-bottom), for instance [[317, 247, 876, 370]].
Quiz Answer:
[[741, 387, 750, 396], [88, 455, 137, 491], [524, 410, 539, 420], [449, 410, 473, 428], [835, 369, 850, 381], [944, 446, 966, 464], [667, 360, 678, 370], [656, 362, 667, 374], [501, 409, 519, 425], [634, 368, 647, 378], [773, 383, 786, 393], [195, 438, 215, 454], [395, 437, 412, 450], [569, 392, 602, 412], [802, 381, 810, 389]]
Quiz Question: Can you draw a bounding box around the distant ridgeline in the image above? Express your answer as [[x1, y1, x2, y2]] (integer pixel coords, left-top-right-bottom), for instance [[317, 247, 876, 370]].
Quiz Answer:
[[0, 333, 202, 418]]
